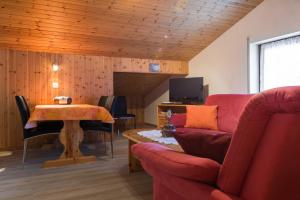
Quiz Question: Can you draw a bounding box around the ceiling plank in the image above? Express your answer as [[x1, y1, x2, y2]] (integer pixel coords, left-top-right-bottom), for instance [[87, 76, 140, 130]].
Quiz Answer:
[[0, 0, 263, 60]]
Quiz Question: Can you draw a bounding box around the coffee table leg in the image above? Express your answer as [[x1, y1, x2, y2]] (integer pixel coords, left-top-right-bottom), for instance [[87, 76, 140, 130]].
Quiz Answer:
[[128, 140, 143, 172], [43, 120, 96, 168]]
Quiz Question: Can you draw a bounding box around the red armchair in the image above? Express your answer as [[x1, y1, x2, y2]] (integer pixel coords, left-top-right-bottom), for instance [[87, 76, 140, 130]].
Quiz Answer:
[[132, 86, 300, 200]]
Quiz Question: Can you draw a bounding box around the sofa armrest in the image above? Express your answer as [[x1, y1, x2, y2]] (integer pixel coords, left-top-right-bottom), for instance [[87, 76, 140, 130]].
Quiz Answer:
[[132, 143, 220, 184]]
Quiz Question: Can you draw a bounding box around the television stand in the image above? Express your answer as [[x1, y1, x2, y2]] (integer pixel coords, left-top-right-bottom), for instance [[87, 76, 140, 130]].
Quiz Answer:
[[157, 102, 204, 128], [157, 104, 187, 128]]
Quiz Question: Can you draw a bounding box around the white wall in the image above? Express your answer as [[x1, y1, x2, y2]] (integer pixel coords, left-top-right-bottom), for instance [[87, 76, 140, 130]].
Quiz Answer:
[[145, 0, 300, 125], [190, 0, 300, 94], [144, 80, 169, 125]]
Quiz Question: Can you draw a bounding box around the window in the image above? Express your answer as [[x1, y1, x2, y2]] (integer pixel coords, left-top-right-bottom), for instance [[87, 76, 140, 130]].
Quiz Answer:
[[259, 36, 300, 91]]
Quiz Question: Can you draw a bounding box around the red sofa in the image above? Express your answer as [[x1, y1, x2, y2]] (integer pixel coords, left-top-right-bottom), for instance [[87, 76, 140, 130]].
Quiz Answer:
[[172, 93, 253, 135], [132, 86, 300, 200]]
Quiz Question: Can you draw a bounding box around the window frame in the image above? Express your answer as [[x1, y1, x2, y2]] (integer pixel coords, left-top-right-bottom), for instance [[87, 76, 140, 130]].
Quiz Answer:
[[258, 35, 300, 92]]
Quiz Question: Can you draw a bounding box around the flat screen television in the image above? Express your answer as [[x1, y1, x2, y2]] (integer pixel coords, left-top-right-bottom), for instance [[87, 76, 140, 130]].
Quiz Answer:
[[169, 77, 204, 104]]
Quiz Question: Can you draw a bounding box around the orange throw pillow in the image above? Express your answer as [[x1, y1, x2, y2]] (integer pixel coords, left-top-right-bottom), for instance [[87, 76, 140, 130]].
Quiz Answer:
[[185, 105, 218, 130]]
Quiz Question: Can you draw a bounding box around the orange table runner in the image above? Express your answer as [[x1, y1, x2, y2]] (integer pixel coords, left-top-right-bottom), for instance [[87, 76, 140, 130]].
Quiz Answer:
[[25, 104, 114, 129]]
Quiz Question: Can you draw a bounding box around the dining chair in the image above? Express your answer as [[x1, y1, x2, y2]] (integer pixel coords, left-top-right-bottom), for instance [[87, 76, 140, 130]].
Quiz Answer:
[[113, 96, 136, 134], [80, 96, 115, 158], [15, 96, 64, 164]]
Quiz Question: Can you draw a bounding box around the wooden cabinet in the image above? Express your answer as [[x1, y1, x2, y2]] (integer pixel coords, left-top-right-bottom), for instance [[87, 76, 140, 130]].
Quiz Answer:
[[157, 104, 187, 128]]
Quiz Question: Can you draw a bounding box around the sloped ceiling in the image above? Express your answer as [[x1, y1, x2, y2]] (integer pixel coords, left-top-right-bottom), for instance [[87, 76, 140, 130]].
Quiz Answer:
[[114, 72, 181, 96], [0, 0, 263, 60]]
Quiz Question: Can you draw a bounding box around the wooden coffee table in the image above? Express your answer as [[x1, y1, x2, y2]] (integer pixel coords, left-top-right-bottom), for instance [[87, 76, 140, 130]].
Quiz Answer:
[[123, 128, 183, 172]]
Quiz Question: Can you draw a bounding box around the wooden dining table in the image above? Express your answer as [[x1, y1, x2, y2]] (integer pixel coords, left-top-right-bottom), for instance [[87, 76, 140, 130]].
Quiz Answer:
[[25, 104, 114, 168]]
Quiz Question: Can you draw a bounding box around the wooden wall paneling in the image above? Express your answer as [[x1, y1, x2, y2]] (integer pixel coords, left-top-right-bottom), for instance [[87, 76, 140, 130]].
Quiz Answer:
[[44, 53, 50, 104], [77, 55, 85, 103], [83, 55, 90, 103], [4, 50, 8, 149], [7, 50, 16, 149], [73, 54, 79, 103], [113, 57, 129, 73], [160, 60, 189, 74], [0, 49, 7, 149], [68, 55, 75, 101], [80, 56, 86, 102], [72, 55, 79, 103], [57, 54, 64, 98], [56, 54, 63, 98], [85, 56, 92, 103], [45, 53, 52, 101], [0, 50, 3, 148], [126, 96, 144, 128], [92, 55, 102, 104], [125, 92, 146, 127], [61, 54, 69, 99], [98, 56, 105, 98], [43, 53, 50, 105], [79, 55, 86, 103], [93, 56, 101, 103], [84, 56, 91, 103], [103, 56, 113, 96], [3, 50, 9, 149], [91, 56, 98, 104], [0, 50, 4, 148], [49, 53, 55, 99], [113, 58, 188, 75], [120, 58, 132, 72], [33, 52, 48, 147], [37, 52, 42, 105], [28, 52, 36, 107], [0, 49, 185, 150], [15, 51, 24, 148], [80, 55, 86, 103], [98, 56, 104, 97]]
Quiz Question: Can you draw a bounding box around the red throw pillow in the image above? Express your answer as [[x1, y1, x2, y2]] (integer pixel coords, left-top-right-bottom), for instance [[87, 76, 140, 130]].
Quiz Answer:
[[174, 130, 232, 163], [185, 105, 219, 130], [170, 113, 186, 128]]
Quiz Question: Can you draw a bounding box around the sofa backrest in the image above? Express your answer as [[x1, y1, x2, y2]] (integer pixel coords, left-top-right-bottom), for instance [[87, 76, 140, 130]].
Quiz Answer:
[[217, 86, 300, 200], [205, 94, 252, 133]]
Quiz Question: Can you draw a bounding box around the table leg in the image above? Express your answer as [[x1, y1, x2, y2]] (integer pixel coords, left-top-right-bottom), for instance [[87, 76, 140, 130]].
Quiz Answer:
[[43, 120, 96, 168], [59, 120, 83, 159], [128, 140, 143, 172]]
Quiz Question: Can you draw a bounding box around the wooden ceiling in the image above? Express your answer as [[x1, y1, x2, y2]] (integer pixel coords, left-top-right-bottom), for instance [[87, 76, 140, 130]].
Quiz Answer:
[[0, 0, 263, 60]]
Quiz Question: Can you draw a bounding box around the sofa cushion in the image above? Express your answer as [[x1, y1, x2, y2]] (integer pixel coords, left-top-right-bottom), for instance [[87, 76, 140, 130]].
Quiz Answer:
[[170, 113, 186, 128], [150, 167, 241, 200], [174, 130, 232, 163], [185, 105, 218, 130], [205, 94, 253, 133], [132, 143, 220, 184]]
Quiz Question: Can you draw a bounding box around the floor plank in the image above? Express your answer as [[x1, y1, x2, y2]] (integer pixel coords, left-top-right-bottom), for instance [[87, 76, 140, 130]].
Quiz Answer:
[[0, 136, 153, 200]]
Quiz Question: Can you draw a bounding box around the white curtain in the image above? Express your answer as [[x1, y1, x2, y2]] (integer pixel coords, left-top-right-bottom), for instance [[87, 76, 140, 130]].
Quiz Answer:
[[260, 36, 300, 91]]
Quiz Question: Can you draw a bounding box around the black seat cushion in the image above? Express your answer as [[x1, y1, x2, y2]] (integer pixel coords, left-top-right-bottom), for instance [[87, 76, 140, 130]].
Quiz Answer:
[[24, 121, 64, 139], [80, 120, 112, 132], [37, 121, 64, 131]]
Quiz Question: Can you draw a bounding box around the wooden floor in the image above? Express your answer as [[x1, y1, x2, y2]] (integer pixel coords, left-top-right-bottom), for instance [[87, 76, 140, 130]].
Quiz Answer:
[[0, 135, 153, 200]]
